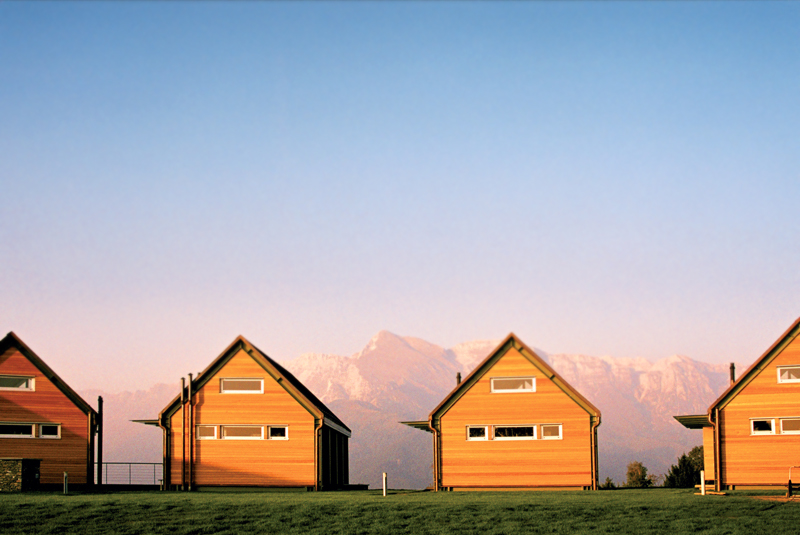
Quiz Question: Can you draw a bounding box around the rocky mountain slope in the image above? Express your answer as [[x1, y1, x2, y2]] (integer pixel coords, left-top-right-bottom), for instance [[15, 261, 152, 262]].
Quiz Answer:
[[81, 331, 736, 489]]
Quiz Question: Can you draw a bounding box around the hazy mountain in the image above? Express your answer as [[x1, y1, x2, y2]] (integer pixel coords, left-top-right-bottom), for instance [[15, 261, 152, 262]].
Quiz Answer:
[[80, 331, 736, 489]]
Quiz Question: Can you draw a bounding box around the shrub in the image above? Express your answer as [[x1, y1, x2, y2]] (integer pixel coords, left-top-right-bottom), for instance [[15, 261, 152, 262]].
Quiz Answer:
[[663, 446, 703, 488]]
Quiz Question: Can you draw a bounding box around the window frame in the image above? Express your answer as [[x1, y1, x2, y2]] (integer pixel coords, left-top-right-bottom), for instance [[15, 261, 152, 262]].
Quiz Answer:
[[490, 377, 536, 394], [0, 375, 35, 392], [750, 418, 776, 436], [0, 422, 36, 438], [38, 424, 61, 439], [220, 425, 264, 440], [219, 378, 264, 394], [780, 418, 800, 435], [777, 366, 800, 384], [492, 424, 537, 441], [540, 423, 563, 440], [466, 425, 489, 441], [196, 425, 218, 440], [268, 425, 289, 440]]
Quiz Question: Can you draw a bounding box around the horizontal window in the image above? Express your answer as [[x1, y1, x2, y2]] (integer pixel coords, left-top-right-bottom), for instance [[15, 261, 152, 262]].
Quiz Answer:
[[751, 419, 775, 435], [494, 425, 536, 440], [778, 366, 800, 384], [220, 378, 264, 394], [781, 418, 800, 435], [466, 426, 488, 441], [39, 424, 60, 439], [541, 424, 562, 440], [0, 423, 35, 438], [490, 377, 535, 393], [197, 425, 217, 439], [268, 426, 288, 440], [0, 375, 34, 391], [221, 425, 263, 440]]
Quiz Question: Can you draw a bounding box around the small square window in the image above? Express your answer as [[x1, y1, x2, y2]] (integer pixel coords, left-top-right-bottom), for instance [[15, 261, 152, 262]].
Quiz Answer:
[[466, 426, 488, 441], [751, 419, 775, 435], [490, 377, 536, 393], [541, 424, 562, 440], [39, 424, 60, 438], [780, 419, 800, 434], [0, 376, 34, 391], [197, 425, 217, 439], [778, 367, 800, 383], [268, 426, 288, 440]]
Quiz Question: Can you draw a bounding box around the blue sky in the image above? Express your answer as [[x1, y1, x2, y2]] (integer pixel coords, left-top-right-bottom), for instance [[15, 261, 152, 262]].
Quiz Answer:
[[1, 2, 798, 392]]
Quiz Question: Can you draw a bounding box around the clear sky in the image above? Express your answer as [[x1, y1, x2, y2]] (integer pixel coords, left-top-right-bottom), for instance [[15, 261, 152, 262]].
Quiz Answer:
[[1, 2, 798, 393]]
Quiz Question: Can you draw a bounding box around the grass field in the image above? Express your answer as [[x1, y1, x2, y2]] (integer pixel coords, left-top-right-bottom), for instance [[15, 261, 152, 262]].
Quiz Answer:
[[1, 488, 798, 534]]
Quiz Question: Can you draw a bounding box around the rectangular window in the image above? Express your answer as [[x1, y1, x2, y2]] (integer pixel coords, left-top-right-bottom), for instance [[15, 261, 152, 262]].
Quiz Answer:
[[268, 426, 288, 440], [490, 377, 536, 393], [778, 366, 800, 383], [493, 425, 536, 440], [0, 423, 35, 438], [780, 418, 800, 435], [751, 419, 775, 435], [39, 424, 60, 439], [0, 375, 34, 391], [466, 425, 488, 441], [220, 378, 264, 394], [197, 425, 217, 439], [220, 425, 263, 440], [541, 424, 563, 440]]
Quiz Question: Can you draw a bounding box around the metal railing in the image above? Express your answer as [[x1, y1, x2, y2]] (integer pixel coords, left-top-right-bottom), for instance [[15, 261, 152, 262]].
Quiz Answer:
[[95, 462, 163, 485]]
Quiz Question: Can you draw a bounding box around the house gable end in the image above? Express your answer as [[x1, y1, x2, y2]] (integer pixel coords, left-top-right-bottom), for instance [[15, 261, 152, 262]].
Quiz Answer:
[[0, 332, 96, 417]]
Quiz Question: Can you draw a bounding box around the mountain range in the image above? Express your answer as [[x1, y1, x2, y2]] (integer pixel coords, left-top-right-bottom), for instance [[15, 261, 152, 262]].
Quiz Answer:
[[80, 331, 737, 489]]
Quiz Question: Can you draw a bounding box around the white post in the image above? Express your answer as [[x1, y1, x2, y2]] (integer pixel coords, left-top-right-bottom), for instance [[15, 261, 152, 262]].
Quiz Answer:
[[382, 472, 387, 497], [700, 470, 706, 495]]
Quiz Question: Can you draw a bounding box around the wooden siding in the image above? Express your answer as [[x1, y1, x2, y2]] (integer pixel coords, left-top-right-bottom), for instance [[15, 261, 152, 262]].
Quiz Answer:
[[0, 347, 90, 485], [439, 347, 592, 488], [702, 426, 715, 479], [720, 332, 800, 485], [169, 348, 316, 487]]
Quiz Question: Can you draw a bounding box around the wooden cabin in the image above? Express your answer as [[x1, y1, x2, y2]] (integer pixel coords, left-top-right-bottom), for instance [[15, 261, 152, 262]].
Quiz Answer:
[[403, 334, 601, 490], [0, 332, 99, 487], [675, 317, 800, 491], [156, 335, 350, 490]]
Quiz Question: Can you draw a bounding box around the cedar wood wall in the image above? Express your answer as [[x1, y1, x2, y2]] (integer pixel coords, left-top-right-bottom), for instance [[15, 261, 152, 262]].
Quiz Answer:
[[169, 348, 317, 487], [440, 347, 593, 488], [0, 347, 90, 485], [719, 332, 800, 485]]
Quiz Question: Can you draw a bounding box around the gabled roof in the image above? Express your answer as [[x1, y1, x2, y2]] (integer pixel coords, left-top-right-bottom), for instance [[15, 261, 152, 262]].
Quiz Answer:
[[159, 335, 350, 436], [428, 333, 601, 423], [707, 317, 800, 414], [0, 332, 97, 417]]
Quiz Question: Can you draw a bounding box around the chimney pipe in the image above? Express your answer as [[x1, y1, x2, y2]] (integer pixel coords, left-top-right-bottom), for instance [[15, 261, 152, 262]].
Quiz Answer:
[[730, 363, 736, 385], [456, 372, 461, 385]]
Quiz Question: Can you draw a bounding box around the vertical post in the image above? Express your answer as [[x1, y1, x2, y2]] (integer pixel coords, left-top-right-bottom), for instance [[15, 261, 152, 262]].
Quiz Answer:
[[181, 377, 186, 491], [700, 470, 706, 495], [97, 396, 103, 487], [63, 472, 68, 495], [188, 373, 193, 492], [729, 363, 736, 385], [382, 472, 387, 497]]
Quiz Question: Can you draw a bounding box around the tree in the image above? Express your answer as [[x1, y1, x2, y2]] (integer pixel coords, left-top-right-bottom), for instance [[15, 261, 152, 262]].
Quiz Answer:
[[663, 446, 703, 488], [625, 461, 653, 488], [599, 477, 616, 490]]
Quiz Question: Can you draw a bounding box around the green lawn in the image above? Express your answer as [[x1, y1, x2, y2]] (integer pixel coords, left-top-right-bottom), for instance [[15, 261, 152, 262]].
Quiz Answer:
[[1, 488, 797, 534]]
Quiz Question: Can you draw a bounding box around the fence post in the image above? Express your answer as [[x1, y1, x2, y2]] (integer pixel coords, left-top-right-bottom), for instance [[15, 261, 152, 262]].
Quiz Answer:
[[700, 470, 705, 496], [382, 472, 387, 497]]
